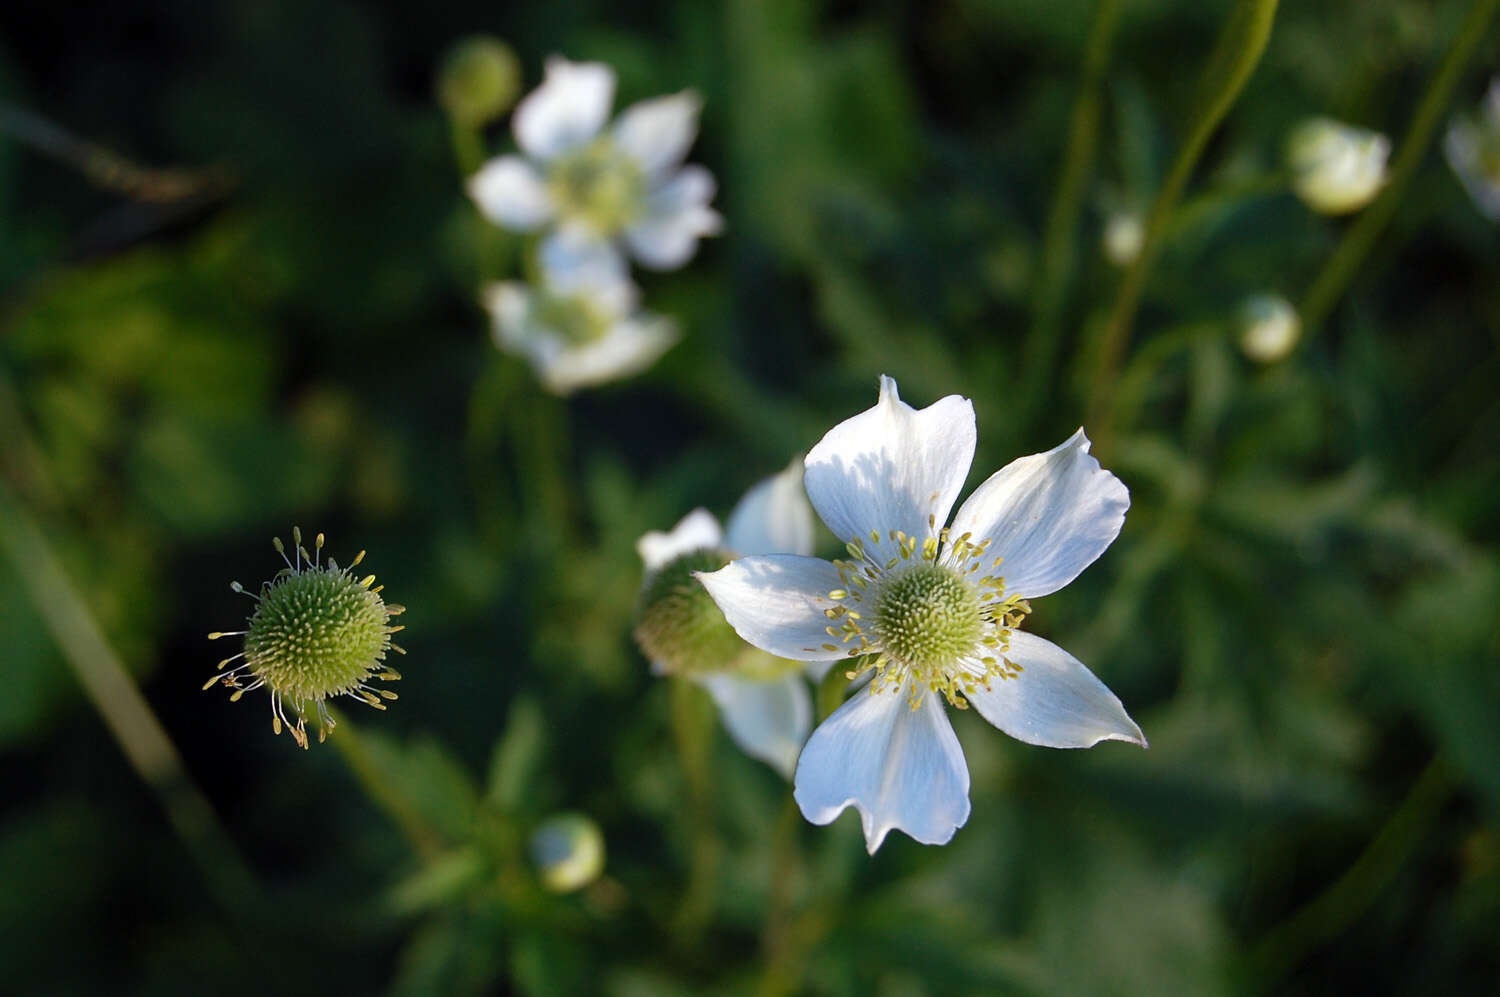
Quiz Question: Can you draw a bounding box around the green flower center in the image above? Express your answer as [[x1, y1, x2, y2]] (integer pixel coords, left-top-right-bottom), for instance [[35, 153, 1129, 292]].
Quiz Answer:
[[532, 290, 616, 346], [245, 565, 392, 702], [871, 563, 984, 670], [548, 138, 645, 236], [634, 548, 746, 675]]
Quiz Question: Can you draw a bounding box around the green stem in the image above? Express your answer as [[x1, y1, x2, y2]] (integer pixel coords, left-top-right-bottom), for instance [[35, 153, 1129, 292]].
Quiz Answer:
[[0, 475, 261, 913], [1020, 0, 1123, 428], [1086, 0, 1280, 439], [449, 117, 486, 178], [1297, 0, 1499, 337], [757, 796, 805, 997], [326, 707, 443, 860], [670, 678, 721, 942], [1249, 754, 1456, 983]]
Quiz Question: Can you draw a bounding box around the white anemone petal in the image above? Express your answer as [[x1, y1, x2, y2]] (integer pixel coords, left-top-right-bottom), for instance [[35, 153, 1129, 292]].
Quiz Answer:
[[467, 156, 555, 230], [613, 91, 702, 180], [624, 165, 723, 270], [637, 508, 724, 572], [793, 682, 970, 853], [695, 671, 811, 779], [725, 458, 815, 558], [966, 631, 1145, 748], [695, 555, 847, 662], [805, 376, 976, 565], [538, 230, 636, 318], [480, 282, 537, 351], [513, 56, 615, 161], [536, 315, 678, 395], [947, 428, 1128, 599]]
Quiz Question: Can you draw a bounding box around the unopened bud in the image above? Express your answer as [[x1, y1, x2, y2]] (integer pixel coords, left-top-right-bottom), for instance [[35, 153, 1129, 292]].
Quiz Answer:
[[436, 36, 521, 127], [1238, 294, 1300, 363], [1288, 117, 1389, 215], [530, 813, 605, 893]]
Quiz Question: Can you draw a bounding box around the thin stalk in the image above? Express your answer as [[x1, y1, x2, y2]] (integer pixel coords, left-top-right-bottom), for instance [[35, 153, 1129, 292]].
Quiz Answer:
[[1086, 0, 1280, 439], [0, 476, 260, 912], [326, 708, 443, 860], [757, 796, 805, 997], [1249, 754, 1456, 983], [1020, 0, 1124, 428], [670, 678, 721, 943], [1297, 0, 1500, 336]]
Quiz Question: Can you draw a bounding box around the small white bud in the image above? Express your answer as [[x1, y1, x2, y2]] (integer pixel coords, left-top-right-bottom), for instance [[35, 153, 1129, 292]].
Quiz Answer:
[[1239, 294, 1301, 363], [1288, 117, 1390, 215], [530, 813, 605, 893]]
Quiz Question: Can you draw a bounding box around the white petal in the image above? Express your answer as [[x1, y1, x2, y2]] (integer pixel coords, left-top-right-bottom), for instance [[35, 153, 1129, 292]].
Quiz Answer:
[[804, 375, 976, 565], [538, 230, 636, 318], [695, 555, 847, 662], [513, 56, 615, 161], [623, 165, 723, 270], [793, 682, 970, 853], [613, 91, 702, 180], [1445, 121, 1500, 221], [947, 428, 1128, 600], [637, 508, 724, 572], [725, 457, 815, 558], [534, 314, 678, 395], [966, 631, 1145, 749], [695, 671, 811, 779], [480, 282, 537, 351], [467, 156, 555, 230]]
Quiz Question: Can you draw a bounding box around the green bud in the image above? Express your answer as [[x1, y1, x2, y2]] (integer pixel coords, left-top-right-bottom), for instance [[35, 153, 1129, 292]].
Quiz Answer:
[[530, 813, 605, 893], [436, 36, 521, 127]]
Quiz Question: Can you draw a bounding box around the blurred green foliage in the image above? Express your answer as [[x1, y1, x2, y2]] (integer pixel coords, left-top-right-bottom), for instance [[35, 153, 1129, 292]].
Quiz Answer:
[[2, 0, 1499, 994]]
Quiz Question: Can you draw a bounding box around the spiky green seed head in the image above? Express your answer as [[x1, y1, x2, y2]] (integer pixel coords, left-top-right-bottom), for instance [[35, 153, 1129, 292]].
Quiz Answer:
[[634, 548, 748, 676], [872, 564, 983, 670], [206, 529, 406, 748]]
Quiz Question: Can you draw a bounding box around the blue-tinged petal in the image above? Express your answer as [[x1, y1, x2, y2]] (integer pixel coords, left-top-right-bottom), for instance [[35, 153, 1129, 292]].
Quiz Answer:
[[695, 671, 811, 779], [613, 91, 702, 180], [966, 631, 1145, 748], [622, 165, 722, 270], [946, 428, 1128, 600], [467, 156, 555, 230], [695, 555, 847, 662], [637, 509, 723, 573], [513, 56, 615, 161], [794, 681, 970, 853], [804, 376, 975, 566], [725, 458, 815, 558]]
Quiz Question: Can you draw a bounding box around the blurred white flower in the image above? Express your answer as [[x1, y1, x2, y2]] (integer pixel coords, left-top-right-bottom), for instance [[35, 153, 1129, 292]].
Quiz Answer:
[[635, 460, 819, 778], [467, 56, 722, 271], [697, 377, 1144, 853], [1445, 79, 1500, 221], [1101, 210, 1144, 267], [1238, 293, 1301, 363], [1287, 117, 1390, 215], [481, 234, 677, 394]]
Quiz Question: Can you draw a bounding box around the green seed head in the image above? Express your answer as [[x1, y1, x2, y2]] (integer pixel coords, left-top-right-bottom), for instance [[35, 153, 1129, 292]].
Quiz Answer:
[[634, 548, 747, 676], [206, 529, 406, 748], [872, 564, 983, 670]]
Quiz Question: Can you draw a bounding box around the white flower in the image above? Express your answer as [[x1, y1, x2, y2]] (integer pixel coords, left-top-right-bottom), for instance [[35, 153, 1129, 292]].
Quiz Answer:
[[481, 233, 677, 394], [466, 56, 723, 272], [697, 377, 1145, 852], [1287, 117, 1390, 215], [636, 460, 819, 778], [1445, 79, 1500, 221], [1238, 293, 1301, 363]]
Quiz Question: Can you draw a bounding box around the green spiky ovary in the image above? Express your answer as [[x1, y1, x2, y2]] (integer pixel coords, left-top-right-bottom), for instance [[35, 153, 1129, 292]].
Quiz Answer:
[[635, 548, 801, 680], [547, 137, 646, 237], [245, 566, 391, 702]]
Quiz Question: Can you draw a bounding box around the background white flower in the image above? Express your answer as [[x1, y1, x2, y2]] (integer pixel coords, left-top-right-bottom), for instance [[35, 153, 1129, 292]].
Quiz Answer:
[[1445, 79, 1500, 221], [480, 234, 677, 394], [1287, 117, 1390, 215], [697, 377, 1145, 852], [467, 55, 723, 272], [636, 460, 819, 777]]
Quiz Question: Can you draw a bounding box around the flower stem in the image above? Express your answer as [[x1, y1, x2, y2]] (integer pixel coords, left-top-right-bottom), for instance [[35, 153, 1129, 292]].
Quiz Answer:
[[1296, 0, 1499, 337], [757, 795, 805, 997], [326, 707, 444, 860], [670, 678, 721, 942], [1020, 0, 1123, 429], [1249, 754, 1456, 983], [0, 474, 262, 914], [1085, 0, 1280, 440]]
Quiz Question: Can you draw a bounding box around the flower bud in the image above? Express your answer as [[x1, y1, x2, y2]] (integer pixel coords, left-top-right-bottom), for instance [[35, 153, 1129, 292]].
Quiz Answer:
[[436, 36, 521, 128], [633, 547, 746, 676], [1287, 117, 1390, 215], [205, 528, 406, 748], [530, 813, 605, 893], [1101, 210, 1144, 267], [1238, 294, 1300, 363]]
